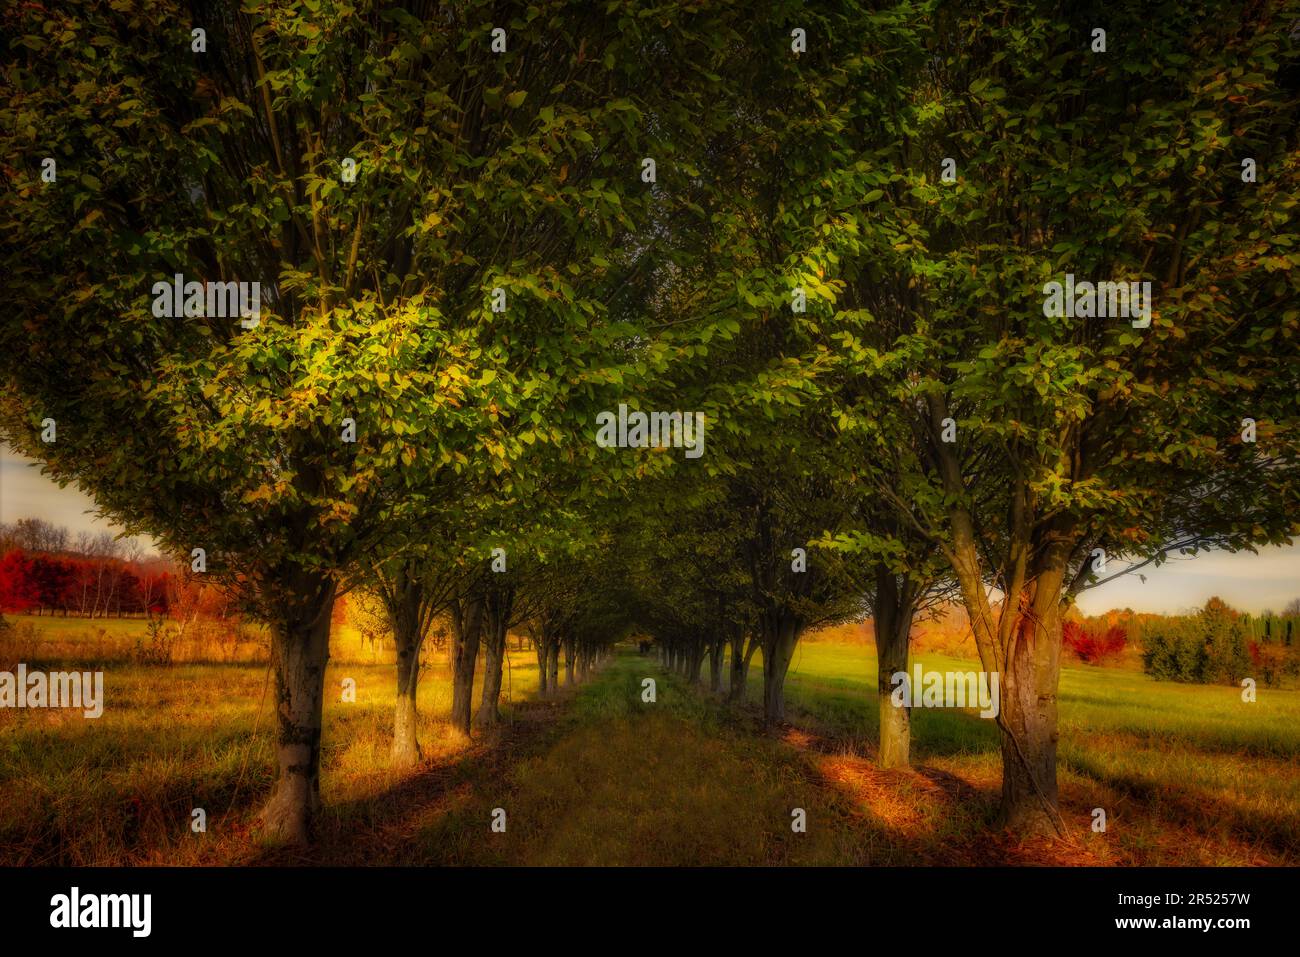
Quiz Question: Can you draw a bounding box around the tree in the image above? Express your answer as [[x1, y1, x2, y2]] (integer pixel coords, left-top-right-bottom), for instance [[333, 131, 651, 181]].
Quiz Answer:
[[0, 550, 36, 613], [0, 0, 746, 841], [828, 0, 1300, 833], [369, 556, 461, 763]]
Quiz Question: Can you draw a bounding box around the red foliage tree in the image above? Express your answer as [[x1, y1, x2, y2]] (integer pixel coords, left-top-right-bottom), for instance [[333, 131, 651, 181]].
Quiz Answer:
[[1062, 620, 1128, 664], [0, 549, 36, 612]]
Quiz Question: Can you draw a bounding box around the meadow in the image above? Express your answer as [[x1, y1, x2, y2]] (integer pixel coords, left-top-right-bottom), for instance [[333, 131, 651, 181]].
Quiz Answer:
[[751, 640, 1300, 865], [1, 614, 1295, 866]]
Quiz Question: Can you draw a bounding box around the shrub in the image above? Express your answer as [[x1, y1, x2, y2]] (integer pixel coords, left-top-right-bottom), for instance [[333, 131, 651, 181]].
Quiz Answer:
[[133, 616, 177, 666], [1247, 640, 1300, 687], [1141, 621, 1207, 682], [1062, 621, 1127, 664]]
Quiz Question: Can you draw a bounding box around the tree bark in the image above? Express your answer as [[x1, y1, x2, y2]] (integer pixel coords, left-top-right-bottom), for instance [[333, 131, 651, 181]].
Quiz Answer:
[[728, 633, 757, 703], [563, 636, 576, 687], [449, 594, 484, 735], [997, 559, 1066, 836], [479, 583, 515, 726], [873, 568, 914, 769], [533, 626, 550, 696], [761, 614, 801, 724], [477, 621, 505, 727], [392, 624, 422, 766], [927, 394, 1070, 837], [708, 638, 723, 693], [260, 572, 336, 845], [689, 642, 705, 685], [388, 573, 426, 766], [546, 637, 560, 692]]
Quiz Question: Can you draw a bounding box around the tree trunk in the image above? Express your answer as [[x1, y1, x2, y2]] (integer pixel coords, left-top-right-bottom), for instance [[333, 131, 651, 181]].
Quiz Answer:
[[761, 615, 801, 724], [929, 395, 1071, 838], [477, 625, 505, 726], [728, 633, 757, 703], [998, 570, 1065, 836], [564, 637, 576, 687], [478, 585, 515, 727], [873, 568, 914, 769], [450, 595, 484, 735], [534, 627, 550, 696], [546, 638, 560, 692], [708, 639, 723, 693], [688, 643, 705, 685], [260, 575, 336, 845], [392, 626, 422, 765], [389, 573, 426, 766]]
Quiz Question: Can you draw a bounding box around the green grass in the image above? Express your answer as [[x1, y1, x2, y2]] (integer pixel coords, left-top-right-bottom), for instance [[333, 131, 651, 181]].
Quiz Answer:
[[745, 641, 1300, 863], [409, 653, 863, 865], [3, 613, 153, 647], [1, 613, 389, 664]]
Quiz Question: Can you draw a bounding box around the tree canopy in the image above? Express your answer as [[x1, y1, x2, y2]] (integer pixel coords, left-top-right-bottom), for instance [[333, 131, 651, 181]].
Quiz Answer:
[[2, 0, 1296, 844]]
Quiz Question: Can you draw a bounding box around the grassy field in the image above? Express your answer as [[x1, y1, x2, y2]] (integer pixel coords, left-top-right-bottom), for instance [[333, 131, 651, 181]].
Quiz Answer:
[[1, 615, 1296, 865], [749, 641, 1300, 864], [0, 616, 543, 865], [0, 612, 268, 664]]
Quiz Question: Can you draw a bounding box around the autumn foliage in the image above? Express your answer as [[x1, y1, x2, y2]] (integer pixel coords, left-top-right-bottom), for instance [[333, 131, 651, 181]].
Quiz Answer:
[[0, 547, 171, 617], [1061, 620, 1128, 665]]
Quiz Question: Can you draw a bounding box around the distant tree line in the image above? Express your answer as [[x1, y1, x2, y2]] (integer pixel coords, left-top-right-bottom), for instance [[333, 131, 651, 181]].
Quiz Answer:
[[1138, 596, 1300, 687]]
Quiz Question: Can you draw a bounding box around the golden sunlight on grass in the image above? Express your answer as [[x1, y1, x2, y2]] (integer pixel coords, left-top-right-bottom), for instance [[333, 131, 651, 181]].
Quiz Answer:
[[2, 630, 1296, 866]]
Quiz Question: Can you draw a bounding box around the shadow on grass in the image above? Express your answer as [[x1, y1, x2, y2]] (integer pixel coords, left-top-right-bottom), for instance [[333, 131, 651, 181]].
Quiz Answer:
[[1062, 750, 1299, 858]]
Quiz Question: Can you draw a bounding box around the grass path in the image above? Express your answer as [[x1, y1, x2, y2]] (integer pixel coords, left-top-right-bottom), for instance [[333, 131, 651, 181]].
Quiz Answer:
[[396, 649, 860, 865], [348, 646, 1295, 866], [296, 648, 1105, 865], [272, 648, 876, 865]]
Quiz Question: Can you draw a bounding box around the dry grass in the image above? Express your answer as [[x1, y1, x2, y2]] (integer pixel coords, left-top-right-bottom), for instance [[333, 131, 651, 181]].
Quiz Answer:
[[0, 631, 542, 865], [2, 620, 1295, 865]]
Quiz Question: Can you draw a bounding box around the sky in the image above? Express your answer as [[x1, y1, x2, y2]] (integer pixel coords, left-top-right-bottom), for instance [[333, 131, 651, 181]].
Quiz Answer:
[[0, 443, 158, 553], [1, 442, 1296, 615]]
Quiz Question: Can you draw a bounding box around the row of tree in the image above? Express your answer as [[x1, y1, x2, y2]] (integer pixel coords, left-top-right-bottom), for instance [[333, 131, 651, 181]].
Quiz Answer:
[[545, 0, 1300, 838], [2, 0, 1297, 847], [0, 547, 172, 618]]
